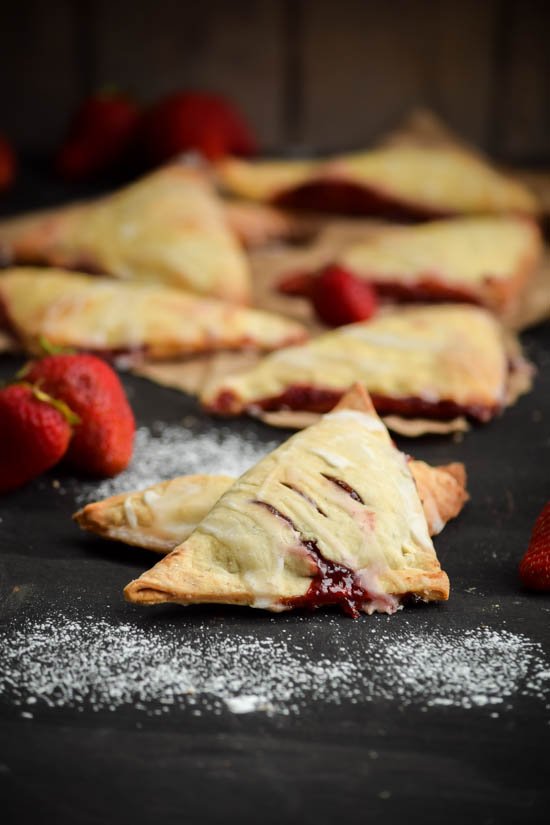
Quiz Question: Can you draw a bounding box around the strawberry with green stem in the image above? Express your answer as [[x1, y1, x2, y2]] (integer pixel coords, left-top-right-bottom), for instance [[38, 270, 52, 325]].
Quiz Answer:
[[0, 383, 78, 493]]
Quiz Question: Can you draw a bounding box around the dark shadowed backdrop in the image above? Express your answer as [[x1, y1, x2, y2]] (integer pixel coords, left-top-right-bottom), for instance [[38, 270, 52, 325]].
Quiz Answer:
[[0, 0, 549, 162]]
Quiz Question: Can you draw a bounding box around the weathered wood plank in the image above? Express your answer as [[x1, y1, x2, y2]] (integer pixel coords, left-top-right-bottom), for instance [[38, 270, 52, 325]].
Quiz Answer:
[[92, 0, 285, 148], [493, 0, 550, 163], [0, 0, 82, 152], [299, 0, 496, 153]]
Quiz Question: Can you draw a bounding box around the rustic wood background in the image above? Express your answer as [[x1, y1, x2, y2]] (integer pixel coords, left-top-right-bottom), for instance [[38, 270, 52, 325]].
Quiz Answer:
[[1, 0, 549, 163]]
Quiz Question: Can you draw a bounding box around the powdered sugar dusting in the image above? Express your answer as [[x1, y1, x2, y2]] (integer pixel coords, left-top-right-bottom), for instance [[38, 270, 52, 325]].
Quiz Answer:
[[74, 422, 280, 504], [1, 614, 549, 717]]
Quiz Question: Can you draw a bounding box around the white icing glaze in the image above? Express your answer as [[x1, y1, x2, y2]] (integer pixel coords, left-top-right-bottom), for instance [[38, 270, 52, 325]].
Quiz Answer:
[[143, 489, 162, 508], [308, 447, 350, 469], [123, 497, 138, 530], [325, 409, 387, 432]]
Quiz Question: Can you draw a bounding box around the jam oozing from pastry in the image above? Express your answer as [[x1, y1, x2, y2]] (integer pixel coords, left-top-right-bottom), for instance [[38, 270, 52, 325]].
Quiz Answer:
[[368, 278, 481, 306], [289, 538, 370, 618], [322, 474, 364, 503], [278, 269, 483, 306], [252, 499, 371, 617], [277, 271, 314, 296], [210, 384, 499, 422], [272, 180, 450, 221]]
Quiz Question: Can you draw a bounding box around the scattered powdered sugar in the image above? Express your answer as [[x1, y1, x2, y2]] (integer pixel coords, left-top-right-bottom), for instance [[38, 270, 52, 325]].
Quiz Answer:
[[1, 614, 549, 718], [74, 421, 280, 504]]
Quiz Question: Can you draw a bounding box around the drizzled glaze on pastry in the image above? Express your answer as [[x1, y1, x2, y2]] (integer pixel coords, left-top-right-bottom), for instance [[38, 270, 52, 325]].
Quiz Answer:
[[0, 165, 252, 303], [75, 460, 468, 553], [279, 216, 542, 314], [218, 145, 537, 218], [124, 385, 449, 615], [252, 499, 371, 617], [203, 304, 509, 422], [0, 268, 308, 359]]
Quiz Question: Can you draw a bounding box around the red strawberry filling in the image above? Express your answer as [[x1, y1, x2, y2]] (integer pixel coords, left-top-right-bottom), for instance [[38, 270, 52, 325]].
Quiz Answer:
[[367, 278, 481, 305], [252, 499, 378, 617], [209, 384, 500, 423], [278, 269, 483, 306], [285, 542, 370, 618], [272, 179, 452, 220]]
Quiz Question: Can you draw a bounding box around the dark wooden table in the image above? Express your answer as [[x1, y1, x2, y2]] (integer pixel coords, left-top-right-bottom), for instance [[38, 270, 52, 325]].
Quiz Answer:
[[0, 170, 549, 825]]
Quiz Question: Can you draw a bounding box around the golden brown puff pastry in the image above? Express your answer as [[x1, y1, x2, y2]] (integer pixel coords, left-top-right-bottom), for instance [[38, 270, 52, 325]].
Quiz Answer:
[[75, 461, 467, 553], [0, 268, 308, 359], [0, 165, 251, 304], [124, 384, 450, 615], [202, 304, 510, 422], [222, 200, 301, 247], [217, 145, 538, 218], [280, 216, 542, 315], [75, 475, 235, 553]]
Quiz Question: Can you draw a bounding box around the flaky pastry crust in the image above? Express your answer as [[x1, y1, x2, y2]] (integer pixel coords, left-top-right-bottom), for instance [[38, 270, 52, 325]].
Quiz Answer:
[[75, 461, 467, 552], [217, 145, 538, 218], [202, 304, 511, 422], [323, 216, 541, 315], [0, 165, 251, 303], [124, 385, 449, 615], [0, 268, 307, 359]]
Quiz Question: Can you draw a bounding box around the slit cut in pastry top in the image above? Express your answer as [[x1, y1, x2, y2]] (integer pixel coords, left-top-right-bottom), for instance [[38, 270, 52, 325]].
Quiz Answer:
[[124, 385, 450, 616], [73, 460, 468, 553]]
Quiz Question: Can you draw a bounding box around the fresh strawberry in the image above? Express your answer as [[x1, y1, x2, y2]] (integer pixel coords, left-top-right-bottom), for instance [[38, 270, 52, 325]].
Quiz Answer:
[[55, 91, 140, 180], [24, 354, 135, 477], [0, 133, 16, 191], [310, 265, 378, 327], [519, 502, 550, 591], [0, 384, 75, 493], [139, 91, 257, 164]]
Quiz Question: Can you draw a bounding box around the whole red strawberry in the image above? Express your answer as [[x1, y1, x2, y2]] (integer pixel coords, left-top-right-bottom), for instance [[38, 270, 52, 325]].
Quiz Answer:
[[311, 265, 378, 327], [0, 384, 74, 492], [0, 133, 16, 191], [519, 502, 550, 591], [25, 354, 135, 477], [140, 91, 257, 164], [56, 91, 140, 181]]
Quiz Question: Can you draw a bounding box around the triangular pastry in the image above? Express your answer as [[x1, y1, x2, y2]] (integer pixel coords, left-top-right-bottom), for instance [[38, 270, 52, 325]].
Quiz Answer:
[[124, 385, 450, 615], [75, 475, 235, 553], [280, 216, 542, 315], [217, 145, 537, 218], [0, 165, 251, 303], [0, 268, 307, 359], [202, 304, 512, 423], [75, 461, 468, 553], [223, 200, 300, 247]]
